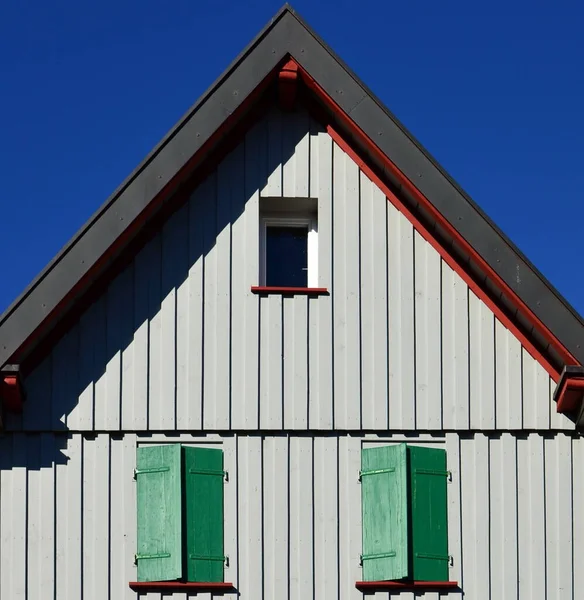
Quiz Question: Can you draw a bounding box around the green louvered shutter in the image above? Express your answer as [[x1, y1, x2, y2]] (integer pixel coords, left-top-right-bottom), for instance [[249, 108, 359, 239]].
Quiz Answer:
[[136, 445, 182, 582], [408, 446, 449, 581], [360, 444, 408, 581], [184, 446, 225, 582]]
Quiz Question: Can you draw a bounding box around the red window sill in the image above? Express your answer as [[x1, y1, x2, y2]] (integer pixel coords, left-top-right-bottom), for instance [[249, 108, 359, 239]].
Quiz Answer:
[[356, 580, 459, 591], [129, 581, 235, 592], [251, 286, 329, 296]]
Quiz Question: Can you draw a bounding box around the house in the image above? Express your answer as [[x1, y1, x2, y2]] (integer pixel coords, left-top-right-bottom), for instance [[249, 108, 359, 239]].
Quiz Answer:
[[1, 5, 583, 599]]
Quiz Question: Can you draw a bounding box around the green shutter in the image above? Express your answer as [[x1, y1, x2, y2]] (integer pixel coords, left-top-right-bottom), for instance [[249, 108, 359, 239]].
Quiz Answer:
[[408, 446, 449, 581], [360, 444, 408, 581], [184, 446, 225, 582], [136, 444, 182, 582]]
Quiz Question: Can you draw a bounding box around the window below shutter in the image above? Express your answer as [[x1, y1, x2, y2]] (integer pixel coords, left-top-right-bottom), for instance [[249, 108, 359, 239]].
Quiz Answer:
[[136, 444, 182, 582], [408, 446, 449, 582], [361, 444, 409, 581], [183, 446, 225, 583]]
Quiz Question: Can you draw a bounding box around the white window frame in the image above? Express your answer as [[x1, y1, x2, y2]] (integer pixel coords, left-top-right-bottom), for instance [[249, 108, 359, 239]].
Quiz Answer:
[[259, 213, 318, 287]]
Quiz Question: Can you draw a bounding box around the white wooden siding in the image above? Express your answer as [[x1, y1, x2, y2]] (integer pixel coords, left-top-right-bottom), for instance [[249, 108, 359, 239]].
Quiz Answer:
[[12, 108, 568, 433], [0, 431, 581, 600]]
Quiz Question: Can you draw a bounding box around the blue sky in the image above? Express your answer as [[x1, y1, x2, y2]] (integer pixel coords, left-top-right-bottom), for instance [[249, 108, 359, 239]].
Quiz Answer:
[[0, 1, 583, 315]]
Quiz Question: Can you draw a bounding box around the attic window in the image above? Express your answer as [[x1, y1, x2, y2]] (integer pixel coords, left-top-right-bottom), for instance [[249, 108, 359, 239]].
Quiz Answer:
[[258, 198, 318, 289]]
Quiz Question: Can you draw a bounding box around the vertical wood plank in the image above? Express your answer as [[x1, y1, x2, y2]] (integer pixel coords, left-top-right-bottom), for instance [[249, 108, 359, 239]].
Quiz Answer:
[[237, 437, 263, 600], [73, 303, 97, 431], [144, 234, 163, 431], [127, 238, 158, 431], [202, 172, 219, 429], [338, 436, 362, 600], [517, 434, 546, 600], [445, 433, 462, 587], [573, 437, 584, 596], [545, 434, 573, 599], [313, 436, 338, 599], [284, 297, 308, 429], [52, 326, 79, 430], [282, 111, 310, 198], [176, 180, 208, 430], [83, 434, 110, 600], [522, 350, 551, 430], [262, 109, 282, 197], [157, 206, 189, 431], [55, 434, 82, 600], [387, 204, 415, 429], [223, 439, 238, 591], [489, 433, 518, 599], [360, 174, 389, 430], [259, 296, 283, 429], [230, 122, 262, 429], [28, 434, 55, 600], [308, 129, 333, 430], [103, 267, 133, 431], [495, 319, 523, 429], [332, 143, 361, 429], [213, 146, 240, 430], [460, 434, 490, 599], [413, 231, 442, 430], [0, 435, 26, 599], [110, 434, 137, 600], [469, 291, 496, 429], [91, 297, 108, 432], [23, 357, 52, 431], [289, 437, 313, 600], [441, 267, 470, 429], [263, 436, 288, 599]]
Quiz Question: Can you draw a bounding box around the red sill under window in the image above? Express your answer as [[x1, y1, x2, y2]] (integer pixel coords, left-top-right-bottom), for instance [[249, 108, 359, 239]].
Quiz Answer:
[[251, 286, 329, 296], [129, 581, 235, 593], [356, 580, 459, 592]]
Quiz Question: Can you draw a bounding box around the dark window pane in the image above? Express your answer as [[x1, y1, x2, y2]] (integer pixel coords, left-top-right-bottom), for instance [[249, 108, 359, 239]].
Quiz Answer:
[[266, 226, 308, 287]]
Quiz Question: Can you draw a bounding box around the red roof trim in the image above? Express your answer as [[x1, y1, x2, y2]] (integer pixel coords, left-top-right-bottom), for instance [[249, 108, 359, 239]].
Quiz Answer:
[[556, 376, 584, 413], [326, 123, 559, 380], [295, 59, 572, 379]]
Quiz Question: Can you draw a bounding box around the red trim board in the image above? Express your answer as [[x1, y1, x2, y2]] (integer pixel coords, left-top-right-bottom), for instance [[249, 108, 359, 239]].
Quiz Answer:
[[251, 286, 329, 295], [296, 59, 575, 379], [129, 582, 235, 592], [356, 580, 459, 591]]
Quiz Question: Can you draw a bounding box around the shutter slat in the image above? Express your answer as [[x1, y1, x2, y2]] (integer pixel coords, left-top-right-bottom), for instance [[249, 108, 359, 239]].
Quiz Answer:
[[184, 446, 225, 583], [136, 445, 182, 582], [361, 444, 408, 581], [409, 446, 449, 581]]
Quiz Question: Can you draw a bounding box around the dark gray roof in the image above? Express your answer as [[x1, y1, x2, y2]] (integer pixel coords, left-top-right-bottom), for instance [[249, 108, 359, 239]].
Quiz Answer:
[[0, 4, 582, 371]]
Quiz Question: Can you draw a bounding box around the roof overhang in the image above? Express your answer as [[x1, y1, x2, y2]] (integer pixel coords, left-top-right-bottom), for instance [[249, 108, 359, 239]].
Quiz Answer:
[[0, 5, 583, 419]]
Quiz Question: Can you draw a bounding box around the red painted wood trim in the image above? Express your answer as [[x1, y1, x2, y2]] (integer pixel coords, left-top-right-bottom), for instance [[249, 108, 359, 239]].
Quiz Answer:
[[295, 60, 576, 378], [11, 63, 281, 372], [251, 286, 329, 295], [556, 377, 584, 413], [278, 59, 299, 111], [129, 581, 235, 592], [1, 375, 23, 413], [356, 580, 459, 591], [325, 123, 559, 380]]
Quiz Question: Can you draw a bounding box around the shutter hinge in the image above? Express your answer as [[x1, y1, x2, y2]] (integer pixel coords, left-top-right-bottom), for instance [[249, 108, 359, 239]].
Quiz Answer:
[[134, 552, 171, 564], [189, 554, 229, 567], [189, 468, 228, 482], [359, 551, 396, 566], [133, 466, 170, 480], [414, 552, 450, 562], [358, 467, 396, 482]]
